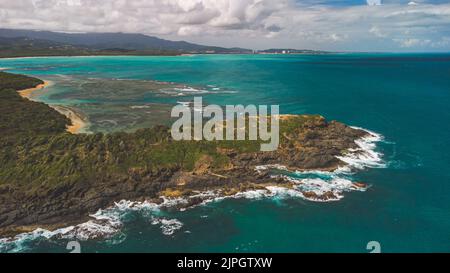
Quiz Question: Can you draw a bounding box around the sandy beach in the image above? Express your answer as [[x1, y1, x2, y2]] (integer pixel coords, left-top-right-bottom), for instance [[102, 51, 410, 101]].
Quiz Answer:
[[17, 81, 51, 99], [50, 105, 88, 134], [17, 81, 88, 134]]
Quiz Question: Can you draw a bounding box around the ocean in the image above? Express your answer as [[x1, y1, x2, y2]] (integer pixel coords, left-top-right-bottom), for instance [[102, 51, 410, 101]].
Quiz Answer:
[[1, 53, 449, 252]]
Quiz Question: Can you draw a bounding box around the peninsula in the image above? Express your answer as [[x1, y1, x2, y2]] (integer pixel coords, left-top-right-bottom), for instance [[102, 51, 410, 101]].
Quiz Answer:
[[0, 72, 369, 237]]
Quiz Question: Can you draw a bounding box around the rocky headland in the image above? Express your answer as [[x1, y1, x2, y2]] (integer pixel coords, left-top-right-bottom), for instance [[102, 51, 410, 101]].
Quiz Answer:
[[0, 72, 375, 238]]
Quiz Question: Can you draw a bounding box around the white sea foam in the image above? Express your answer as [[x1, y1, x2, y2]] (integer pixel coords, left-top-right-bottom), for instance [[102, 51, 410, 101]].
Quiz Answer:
[[257, 128, 384, 174], [173, 87, 210, 94], [160, 87, 209, 96], [0, 175, 365, 252], [265, 186, 303, 198], [255, 164, 288, 172], [256, 166, 367, 201], [177, 101, 191, 107], [161, 84, 237, 97], [130, 105, 151, 109], [233, 189, 271, 199], [254, 127, 384, 202], [0, 126, 385, 251], [151, 218, 184, 236], [290, 176, 366, 202], [336, 127, 385, 170], [165, 86, 210, 97], [0, 199, 188, 252]]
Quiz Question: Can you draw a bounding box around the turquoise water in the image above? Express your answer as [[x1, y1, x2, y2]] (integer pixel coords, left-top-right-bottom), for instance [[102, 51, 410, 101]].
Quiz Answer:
[[1, 54, 450, 252]]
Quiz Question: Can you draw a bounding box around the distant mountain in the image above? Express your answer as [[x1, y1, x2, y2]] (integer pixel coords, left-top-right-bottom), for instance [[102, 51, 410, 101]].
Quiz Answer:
[[0, 36, 89, 51], [0, 36, 186, 58], [0, 29, 328, 58], [0, 29, 251, 54]]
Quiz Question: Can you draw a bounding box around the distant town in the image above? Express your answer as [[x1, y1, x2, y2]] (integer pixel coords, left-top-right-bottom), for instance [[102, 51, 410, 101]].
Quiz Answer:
[[0, 29, 329, 58]]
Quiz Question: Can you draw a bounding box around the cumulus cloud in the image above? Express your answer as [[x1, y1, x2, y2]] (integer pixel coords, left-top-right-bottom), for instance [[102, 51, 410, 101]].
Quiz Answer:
[[0, 0, 449, 51], [367, 0, 382, 6], [369, 26, 387, 38], [394, 38, 430, 47]]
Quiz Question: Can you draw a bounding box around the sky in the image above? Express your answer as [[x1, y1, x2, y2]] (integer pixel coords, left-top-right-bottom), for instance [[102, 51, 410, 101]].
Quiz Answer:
[[0, 0, 449, 51]]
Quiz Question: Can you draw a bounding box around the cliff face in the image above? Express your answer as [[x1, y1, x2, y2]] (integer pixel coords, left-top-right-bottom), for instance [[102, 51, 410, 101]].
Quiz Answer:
[[0, 72, 368, 236]]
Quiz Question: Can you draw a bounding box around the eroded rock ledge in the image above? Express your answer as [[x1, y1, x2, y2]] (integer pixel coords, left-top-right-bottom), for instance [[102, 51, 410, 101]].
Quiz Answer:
[[0, 72, 369, 237]]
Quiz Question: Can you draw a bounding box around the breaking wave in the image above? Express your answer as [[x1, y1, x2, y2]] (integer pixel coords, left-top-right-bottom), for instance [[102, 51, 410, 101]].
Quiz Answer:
[[0, 127, 385, 252], [0, 200, 183, 253], [160, 84, 237, 97], [335, 126, 386, 171], [254, 127, 385, 202]]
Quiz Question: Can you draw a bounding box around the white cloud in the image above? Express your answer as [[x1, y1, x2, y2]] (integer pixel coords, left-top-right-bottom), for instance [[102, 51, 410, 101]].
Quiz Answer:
[[369, 26, 387, 38], [394, 38, 431, 47], [0, 0, 449, 51], [367, 0, 382, 6]]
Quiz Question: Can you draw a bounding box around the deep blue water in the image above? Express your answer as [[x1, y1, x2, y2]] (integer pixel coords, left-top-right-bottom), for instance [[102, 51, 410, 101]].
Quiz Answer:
[[1, 54, 449, 252]]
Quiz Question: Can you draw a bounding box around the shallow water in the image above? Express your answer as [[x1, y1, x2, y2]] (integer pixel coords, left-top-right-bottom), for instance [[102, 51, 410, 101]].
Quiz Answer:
[[1, 54, 450, 252]]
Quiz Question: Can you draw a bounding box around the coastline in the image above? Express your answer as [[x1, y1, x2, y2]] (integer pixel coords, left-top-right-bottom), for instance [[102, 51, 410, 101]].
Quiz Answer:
[[0, 118, 384, 242], [1, 72, 386, 249], [0, 124, 383, 244], [50, 105, 89, 134], [0, 54, 184, 60], [17, 80, 51, 99], [17, 81, 88, 134]]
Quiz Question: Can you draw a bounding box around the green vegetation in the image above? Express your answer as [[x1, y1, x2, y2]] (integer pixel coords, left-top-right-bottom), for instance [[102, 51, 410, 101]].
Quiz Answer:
[[0, 72, 44, 90], [0, 48, 182, 58], [0, 30, 252, 58], [0, 72, 322, 190], [0, 72, 364, 234], [0, 37, 182, 58], [0, 72, 69, 135]]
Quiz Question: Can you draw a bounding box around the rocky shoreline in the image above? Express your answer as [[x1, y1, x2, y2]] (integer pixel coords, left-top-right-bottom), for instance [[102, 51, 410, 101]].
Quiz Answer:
[[0, 72, 382, 241], [49, 105, 89, 134], [0, 116, 373, 238]]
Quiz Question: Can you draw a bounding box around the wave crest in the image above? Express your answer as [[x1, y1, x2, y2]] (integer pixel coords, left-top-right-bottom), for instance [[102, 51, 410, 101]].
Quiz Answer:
[[1, 126, 385, 252]]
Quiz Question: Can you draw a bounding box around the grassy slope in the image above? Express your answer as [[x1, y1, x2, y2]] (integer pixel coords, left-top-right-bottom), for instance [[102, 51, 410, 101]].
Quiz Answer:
[[0, 49, 182, 58], [0, 72, 322, 193], [0, 72, 319, 191], [0, 72, 69, 135]]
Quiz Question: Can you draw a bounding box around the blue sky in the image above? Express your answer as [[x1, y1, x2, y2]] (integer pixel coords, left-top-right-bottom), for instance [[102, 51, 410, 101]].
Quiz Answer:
[[1, 0, 449, 52], [296, 0, 449, 6], [296, 0, 366, 6]]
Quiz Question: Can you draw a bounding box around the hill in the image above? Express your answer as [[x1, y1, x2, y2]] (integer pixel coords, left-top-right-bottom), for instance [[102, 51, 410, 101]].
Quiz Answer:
[[0, 28, 252, 56], [0, 72, 367, 237]]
